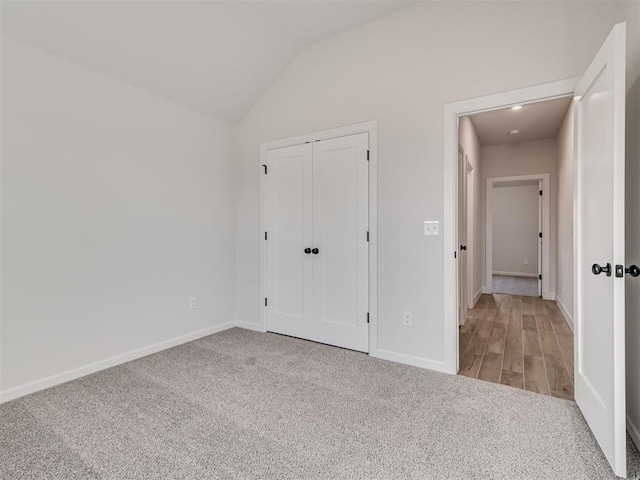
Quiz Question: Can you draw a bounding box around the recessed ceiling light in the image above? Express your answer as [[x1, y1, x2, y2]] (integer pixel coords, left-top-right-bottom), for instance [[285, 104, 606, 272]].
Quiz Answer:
[[510, 129, 520, 136], [511, 105, 522, 110]]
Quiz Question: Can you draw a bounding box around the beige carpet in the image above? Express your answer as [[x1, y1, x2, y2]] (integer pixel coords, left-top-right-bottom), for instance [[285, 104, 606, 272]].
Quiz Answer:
[[1, 328, 639, 479]]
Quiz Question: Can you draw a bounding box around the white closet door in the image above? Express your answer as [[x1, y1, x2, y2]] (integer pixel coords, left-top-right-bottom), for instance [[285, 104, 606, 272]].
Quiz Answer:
[[311, 133, 369, 352], [265, 143, 313, 340]]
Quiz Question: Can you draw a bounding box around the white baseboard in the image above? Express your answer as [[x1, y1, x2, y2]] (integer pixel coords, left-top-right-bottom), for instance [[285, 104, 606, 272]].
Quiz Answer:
[[628, 415, 640, 452], [542, 291, 556, 301], [555, 295, 574, 333], [372, 349, 454, 374], [236, 321, 266, 333], [0, 321, 236, 404], [482, 285, 491, 294], [472, 288, 483, 307], [492, 271, 538, 278]]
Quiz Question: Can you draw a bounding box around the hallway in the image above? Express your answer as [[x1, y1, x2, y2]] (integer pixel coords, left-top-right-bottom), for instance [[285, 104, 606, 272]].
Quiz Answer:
[[459, 294, 574, 400]]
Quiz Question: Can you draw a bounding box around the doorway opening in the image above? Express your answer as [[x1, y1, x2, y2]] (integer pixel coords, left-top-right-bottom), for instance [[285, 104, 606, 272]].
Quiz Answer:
[[444, 24, 629, 477], [486, 174, 548, 298], [455, 95, 575, 400]]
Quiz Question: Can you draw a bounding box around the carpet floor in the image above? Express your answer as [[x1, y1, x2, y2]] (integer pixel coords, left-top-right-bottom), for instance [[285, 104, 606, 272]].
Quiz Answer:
[[1, 328, 639, 480], [492, 274, 539, 297]]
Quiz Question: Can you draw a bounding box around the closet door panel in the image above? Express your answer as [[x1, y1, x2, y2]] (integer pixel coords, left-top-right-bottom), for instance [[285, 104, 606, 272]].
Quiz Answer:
[[312, 133, 369, 352], [265, 143, 313, 340]]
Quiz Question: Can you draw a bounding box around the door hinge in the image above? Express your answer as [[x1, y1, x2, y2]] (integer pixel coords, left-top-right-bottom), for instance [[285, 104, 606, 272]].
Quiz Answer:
[[366, 231, 370, 242], [262, 164, 268, 174], [264, 298, 268, 307], [538, 274, 542, 280], [454, 251, 457, 259], [367, 150, 370, 161], [265, 232, 268, 240], [539, 190, 543, 196], [367, 312, 370, 324], [539, 232, 543, 238]]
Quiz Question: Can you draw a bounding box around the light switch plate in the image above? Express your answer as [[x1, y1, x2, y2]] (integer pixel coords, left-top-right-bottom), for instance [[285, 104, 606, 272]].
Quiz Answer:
[[424, 221, 440, 236]]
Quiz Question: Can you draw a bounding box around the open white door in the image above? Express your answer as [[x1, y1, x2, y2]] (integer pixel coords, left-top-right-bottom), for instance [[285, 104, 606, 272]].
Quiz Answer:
[[574, 23, 626, 478], [538, 180, 542, 297], [458, 148, 468, 325]]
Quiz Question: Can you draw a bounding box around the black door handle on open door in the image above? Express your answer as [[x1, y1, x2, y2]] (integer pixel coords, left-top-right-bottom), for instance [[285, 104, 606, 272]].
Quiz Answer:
[[592, 263, 612, 277], [304, 248, 312, 254], [626, 265, 640, 277], [460, 245, 467, 251], [312, 248, 319, 255]]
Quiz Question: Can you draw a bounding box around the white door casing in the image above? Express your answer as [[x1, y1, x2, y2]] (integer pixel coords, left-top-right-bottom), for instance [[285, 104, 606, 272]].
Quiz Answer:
[[312, 133, 370, 352], [265, 143, 313, 340], [574, 23, 627, 478]]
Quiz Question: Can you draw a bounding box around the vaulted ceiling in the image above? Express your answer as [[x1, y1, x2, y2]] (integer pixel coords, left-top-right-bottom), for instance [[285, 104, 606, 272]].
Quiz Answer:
[[1, 1, 412, 123]]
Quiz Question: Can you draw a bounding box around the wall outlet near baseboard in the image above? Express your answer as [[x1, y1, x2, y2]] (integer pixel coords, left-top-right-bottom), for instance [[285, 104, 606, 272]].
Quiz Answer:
[[189, 296, 197, 310], [402, 311, 412, 326]]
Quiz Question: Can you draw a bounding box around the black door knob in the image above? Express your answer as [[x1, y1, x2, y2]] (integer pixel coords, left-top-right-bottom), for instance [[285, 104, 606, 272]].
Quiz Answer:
[[592, 263, 612, 277], [311, 248, 319, 255], [304, 248, 311, 254], [626, 265, 640, 277], [460, 245, 467, 251]]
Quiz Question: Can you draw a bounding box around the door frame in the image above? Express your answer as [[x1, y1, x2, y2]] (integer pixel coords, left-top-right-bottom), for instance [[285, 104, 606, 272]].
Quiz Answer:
[[258, 120, 379, 356], [443, 78, 579, 373], [485, 174, 550, 298]]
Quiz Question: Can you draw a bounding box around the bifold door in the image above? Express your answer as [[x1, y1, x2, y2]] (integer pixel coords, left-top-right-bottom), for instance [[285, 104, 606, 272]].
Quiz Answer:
[[265, 133, 369, 352]]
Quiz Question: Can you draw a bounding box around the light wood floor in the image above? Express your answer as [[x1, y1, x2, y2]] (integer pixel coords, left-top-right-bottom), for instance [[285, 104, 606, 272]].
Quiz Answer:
[[459, 294, 574, 400]]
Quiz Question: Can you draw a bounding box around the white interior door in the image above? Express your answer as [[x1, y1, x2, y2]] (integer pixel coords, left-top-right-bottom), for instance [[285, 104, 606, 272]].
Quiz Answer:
[[458, 148, 467, 325], [265, 143, 313, 340], [538, 180, 542, 297], [312, 133, 369, 352], [574, 22, 626, 478]]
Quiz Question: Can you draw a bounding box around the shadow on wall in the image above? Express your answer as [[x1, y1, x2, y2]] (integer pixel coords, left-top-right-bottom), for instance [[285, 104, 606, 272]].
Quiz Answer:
[[625, 74, 640, 452]]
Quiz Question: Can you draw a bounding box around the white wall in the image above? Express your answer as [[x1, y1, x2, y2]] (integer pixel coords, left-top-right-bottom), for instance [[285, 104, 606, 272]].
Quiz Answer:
[[625, 74, 640, 449], [492, 184, 539, 276], [234, 2, 638, 367], [481, 139, 557, 293], [1, 39, 236, 394], [556, 103, 575, 324], [458, 117, 482, 305]]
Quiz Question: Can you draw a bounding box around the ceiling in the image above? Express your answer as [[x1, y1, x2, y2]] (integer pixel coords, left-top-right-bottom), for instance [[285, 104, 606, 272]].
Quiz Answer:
[[469, 96, 573, 147], [1, 1, 412, 123]]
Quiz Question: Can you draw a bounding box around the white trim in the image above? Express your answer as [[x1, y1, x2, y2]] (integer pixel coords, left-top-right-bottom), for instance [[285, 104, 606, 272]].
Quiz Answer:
[[485, 174, 551, 299], [472, 288, 483, 307], [555, 295, 574, 333], [236, 320, 266, 333], [628, 415, 640, 452], [259, 121, 379, 356], [492, 271, 538, 278], [372, 349, 453, 374], [481, 286, 492, 294], [0, 321, 236, 404], [443, 77, 580, 375]]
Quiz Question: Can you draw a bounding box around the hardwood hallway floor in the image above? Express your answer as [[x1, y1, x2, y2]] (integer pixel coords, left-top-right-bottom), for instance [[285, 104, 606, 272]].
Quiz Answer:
[[459, 294, 574, 400]]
